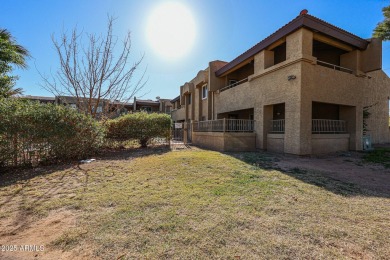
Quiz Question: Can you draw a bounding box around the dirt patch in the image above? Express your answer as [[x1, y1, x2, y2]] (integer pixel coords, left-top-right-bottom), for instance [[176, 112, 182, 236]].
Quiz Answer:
[[274, 151, 390, 195], [0, 209, 93, 259]]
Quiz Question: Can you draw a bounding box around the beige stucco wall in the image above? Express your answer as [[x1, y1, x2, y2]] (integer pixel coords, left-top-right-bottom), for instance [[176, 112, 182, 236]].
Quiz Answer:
[[171, 107, 185, 122], [192, 132, 256, 152], [363, 70, 390, 143], [215, 61, 302, 153], [267, 134, 284, 153], [302, 63, 390, 148], [209, 61, 228, 92], [174, 27, 390, 155], [201, 98, 208, 120], [311, 134, 350, 154], [194, 86, 200, 120]]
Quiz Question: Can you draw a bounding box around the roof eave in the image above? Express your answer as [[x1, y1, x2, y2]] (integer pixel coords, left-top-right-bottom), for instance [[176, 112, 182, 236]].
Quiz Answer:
[[215, 14, 369, 77]]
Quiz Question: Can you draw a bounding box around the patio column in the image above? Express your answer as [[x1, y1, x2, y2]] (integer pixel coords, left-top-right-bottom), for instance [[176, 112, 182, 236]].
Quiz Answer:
[[284, 99, 312, 155]]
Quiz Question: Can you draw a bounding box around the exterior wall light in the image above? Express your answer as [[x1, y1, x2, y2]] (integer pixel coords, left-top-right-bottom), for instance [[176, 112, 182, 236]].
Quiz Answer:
[[288, 75, 296, 81]]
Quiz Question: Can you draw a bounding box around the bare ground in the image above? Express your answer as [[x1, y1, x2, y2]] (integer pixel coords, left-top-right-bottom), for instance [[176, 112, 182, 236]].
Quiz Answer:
[[274, 151, 390, 195]]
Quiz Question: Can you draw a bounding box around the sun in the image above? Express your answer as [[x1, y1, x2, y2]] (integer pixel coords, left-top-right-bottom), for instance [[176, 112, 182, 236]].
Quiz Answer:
[[146, 2, 196, 60]]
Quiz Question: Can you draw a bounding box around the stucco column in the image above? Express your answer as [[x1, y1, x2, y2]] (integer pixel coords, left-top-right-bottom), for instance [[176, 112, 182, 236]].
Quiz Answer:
[[340, 105, 362, 150], [284, 99, 312, 155], [254, 50, 274, 73], [286, 28, 313, 61]]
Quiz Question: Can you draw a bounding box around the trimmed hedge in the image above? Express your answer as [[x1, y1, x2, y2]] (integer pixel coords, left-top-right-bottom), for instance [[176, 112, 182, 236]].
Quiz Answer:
[[105, 112, 171, 147], [0, 98, 105, 167]]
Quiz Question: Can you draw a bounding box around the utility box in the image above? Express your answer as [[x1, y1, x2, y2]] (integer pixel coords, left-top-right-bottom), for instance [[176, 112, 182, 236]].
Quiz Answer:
[[362, 135, 373, 151]]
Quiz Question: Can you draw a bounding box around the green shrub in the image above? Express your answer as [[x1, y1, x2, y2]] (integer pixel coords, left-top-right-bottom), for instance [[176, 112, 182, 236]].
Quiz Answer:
[[105, 112, 171, 147], [0, 98, 105, 167]]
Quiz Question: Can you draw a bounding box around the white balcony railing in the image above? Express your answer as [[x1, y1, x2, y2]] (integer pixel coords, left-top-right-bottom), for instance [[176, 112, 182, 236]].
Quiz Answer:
[[270, 119, 347, 134], [193, 119, 254, 132], [270, 119, 285, 133], [317, 60, 353, 74], [312, 119, 347, 134], [220, 78, 249, 92]]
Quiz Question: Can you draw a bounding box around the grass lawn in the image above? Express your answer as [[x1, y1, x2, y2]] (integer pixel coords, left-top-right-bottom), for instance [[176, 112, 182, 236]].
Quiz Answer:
[[0, 147, 389, 259]]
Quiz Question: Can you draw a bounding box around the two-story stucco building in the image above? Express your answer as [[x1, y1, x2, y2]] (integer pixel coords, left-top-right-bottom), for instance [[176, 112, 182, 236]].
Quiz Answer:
[[171, 10, 390, 155]]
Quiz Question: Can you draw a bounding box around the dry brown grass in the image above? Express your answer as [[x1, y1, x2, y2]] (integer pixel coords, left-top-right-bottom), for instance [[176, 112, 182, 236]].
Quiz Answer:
[[0, 147, 389, 259]]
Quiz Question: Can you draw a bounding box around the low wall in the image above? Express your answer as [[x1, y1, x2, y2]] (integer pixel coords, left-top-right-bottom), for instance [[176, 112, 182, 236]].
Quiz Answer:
[[171, 108, 185, 122], [192, 132, 256, 152], [311, 134, 350, 154], [267, 134, 284, 153]]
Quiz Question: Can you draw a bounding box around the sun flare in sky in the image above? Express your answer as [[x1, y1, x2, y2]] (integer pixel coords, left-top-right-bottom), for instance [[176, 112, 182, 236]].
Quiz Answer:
[[146, 2, 196, 60]]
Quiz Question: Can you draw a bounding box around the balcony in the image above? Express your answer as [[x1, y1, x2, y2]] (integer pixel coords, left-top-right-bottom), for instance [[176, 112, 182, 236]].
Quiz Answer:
[[312, 119, 347, 134], [269, 119, 347, 134], [220, 77, 249, 92], [193, 119, 254, 132], [171, 107, 185, 121], [270, 119, 285, 133], [316, 60, 353, 74]]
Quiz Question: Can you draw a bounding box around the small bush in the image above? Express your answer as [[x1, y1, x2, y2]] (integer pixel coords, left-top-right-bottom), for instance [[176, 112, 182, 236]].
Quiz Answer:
[[105, 112, 171, 147], [0, 98, 105, 167]]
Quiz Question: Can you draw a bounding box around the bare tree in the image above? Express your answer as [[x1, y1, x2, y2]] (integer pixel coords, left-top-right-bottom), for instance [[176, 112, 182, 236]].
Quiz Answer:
[[41, 16, 146, 118]]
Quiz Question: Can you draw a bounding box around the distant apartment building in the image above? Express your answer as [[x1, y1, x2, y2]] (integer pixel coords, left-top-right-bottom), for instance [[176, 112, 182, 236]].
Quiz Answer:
[[171, 10, 390, 155], [21, 95, 172, 116]]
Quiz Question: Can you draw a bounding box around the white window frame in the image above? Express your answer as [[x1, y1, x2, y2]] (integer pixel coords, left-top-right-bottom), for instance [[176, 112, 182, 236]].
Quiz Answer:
[[69, 103, 77, 110], [202, 84, 208, 99]]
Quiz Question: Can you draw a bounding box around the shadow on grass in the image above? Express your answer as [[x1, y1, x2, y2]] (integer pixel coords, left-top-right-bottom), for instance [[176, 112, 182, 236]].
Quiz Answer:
[[98, 144, 171, 161], [227, 151, 390, 198], [0, 144, 171, 189], [0, 145, 172, 236]]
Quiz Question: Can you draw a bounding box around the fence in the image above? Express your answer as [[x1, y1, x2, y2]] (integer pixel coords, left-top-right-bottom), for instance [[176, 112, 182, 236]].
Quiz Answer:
[[270, 119, 285, 133], [193, 119, 254, 132], [317, 60, 353, 74], [220, 78, 249, 92], [312, 119, 347, 134], [269, 119, 347, 134]]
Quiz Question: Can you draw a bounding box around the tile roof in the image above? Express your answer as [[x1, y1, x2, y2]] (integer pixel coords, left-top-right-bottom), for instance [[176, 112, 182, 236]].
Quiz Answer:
[[215, 12, 369, 77], [21, 95, 55, 101], [170, 95, 180, 103]]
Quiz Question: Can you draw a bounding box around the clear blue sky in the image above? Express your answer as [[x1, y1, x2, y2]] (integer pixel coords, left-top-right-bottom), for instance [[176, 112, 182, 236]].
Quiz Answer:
[[2, 0, 390, 100]]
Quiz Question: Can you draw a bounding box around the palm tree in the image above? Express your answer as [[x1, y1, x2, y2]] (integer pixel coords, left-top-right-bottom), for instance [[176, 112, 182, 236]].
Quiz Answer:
[[0, 29, 30, 98]]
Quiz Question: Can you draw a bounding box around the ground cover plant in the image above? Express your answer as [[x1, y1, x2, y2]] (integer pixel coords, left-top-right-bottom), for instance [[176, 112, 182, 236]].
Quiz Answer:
[[364, 147, 390, 168], [0, 148, 389, 259]]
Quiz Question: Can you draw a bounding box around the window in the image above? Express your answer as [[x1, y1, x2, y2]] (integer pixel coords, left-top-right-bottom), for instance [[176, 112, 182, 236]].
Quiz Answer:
[[69, 103, 77, 110], [188, 93, 192, 105], [271, 42, 286, 65], [202, 85, 208, 99]]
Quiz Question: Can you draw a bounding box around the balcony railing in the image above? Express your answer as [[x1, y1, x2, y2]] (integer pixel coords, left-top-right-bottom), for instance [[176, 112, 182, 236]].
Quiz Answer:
[[270, 119, 285, 133], [317, 60, 353, 74], [193, 119, 254, 132], [269, 119, 347, 134], [220, 78, 249, 92], [312, 119, 347, 134]]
